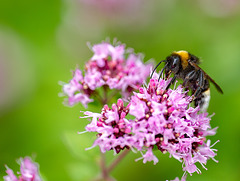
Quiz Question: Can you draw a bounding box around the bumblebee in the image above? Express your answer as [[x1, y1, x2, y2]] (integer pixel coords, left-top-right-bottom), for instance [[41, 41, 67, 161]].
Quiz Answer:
[[151, 50, 223, 111]]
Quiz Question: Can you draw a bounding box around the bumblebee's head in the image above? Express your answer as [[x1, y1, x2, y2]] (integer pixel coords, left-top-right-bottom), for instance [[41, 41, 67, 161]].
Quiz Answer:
[[165, 55, 181, 78]]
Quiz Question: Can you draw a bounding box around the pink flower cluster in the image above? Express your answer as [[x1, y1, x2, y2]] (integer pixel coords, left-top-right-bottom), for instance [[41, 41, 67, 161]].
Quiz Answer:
[[62, 41, 151, 108], [82, 73, 218, 175], [82, 99, 132, 154], [4, 157, 42, 181]]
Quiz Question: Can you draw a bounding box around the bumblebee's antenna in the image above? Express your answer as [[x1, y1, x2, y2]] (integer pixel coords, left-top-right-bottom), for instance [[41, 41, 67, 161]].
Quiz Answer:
[[150, 60, 166, 78], [158, 63, 168, 81]]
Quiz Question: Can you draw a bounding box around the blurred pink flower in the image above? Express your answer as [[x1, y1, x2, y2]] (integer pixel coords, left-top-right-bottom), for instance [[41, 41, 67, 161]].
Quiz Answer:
[[198, 0, 240, 17], [4, 167, 18, 181], [80, 0, 143, 16], [19, 157, 42, 181], [56, 0, 157, 57], [4, 157, 42, 181]]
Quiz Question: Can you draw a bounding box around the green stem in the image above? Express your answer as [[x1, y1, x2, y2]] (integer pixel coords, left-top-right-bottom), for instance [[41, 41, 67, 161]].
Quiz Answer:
[[92, 90, 103, 104], [102, 85, 109, 105], [107, 90, 119, 104], [94, 149, 130, 181], [96, 85, 128, 180], [107, 149, 130, 173], [100, 151, 108, 180], [99, 86, 110, 180]]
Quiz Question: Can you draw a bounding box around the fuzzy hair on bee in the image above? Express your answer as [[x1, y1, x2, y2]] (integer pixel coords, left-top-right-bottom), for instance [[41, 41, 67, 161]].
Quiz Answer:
[[151, 50, 223, 112]]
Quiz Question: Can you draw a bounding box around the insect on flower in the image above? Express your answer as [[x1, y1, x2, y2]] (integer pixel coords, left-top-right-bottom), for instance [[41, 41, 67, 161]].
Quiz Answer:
[[151, 50, 223, 111], [82, 74, 219, 176]]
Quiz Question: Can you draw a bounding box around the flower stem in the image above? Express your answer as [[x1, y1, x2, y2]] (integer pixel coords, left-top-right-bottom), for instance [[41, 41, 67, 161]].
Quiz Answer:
[[94, 149, 130, 181], [98, 86, 129, 180], [100, 151, 109, 180], [92, 90, 103, 104], [99, 86, 110, 180], [102, 85, 109, 105], [107, 90, 119, 104], [107, 149, 130, 173]]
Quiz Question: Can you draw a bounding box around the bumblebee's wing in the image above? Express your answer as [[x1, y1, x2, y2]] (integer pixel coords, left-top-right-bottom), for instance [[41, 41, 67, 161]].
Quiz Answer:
[[188, 61, 223, 94], [206, 74, 223, 94]]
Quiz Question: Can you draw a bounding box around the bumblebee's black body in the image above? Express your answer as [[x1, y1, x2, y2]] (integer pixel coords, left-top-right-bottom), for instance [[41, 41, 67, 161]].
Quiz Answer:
[[152, 50, 223, 111]]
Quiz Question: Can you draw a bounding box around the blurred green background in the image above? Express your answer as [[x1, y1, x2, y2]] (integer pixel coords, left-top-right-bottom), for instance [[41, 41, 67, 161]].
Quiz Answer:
[[0, 0, 240, 180]]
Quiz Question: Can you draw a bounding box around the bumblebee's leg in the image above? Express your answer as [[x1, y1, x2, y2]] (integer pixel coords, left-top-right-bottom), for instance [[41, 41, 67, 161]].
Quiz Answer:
[[158, 63, 168, 81], [193, 70, 204, 97], [165, 75, 177, 90], [198, 70, 204, 89], [192, 87, 202, 100], [150, 60, 166, 78], [183, 70, 196, 86], [193, 70, 210, 111]]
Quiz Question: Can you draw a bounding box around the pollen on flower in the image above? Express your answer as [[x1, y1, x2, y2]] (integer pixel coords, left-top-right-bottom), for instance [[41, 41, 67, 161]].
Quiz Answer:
[[81, 72, 219, 177], [61, 41, 152, 108]]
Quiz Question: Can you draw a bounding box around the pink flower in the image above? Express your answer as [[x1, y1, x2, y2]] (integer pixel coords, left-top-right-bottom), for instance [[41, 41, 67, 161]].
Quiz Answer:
[[4, 167, 18, 181], [82, 73, 219, 177], [19, 157, 41, 181], [62, 69, 93, 108], [91, 42, 110, 67], [136, 148, 158, 165], [4, 157, 42, 181], [127, 74, 218, 175], [83, 99, 131, 154], [61, 41, 151, 108], [129, 95, 147, 119]]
